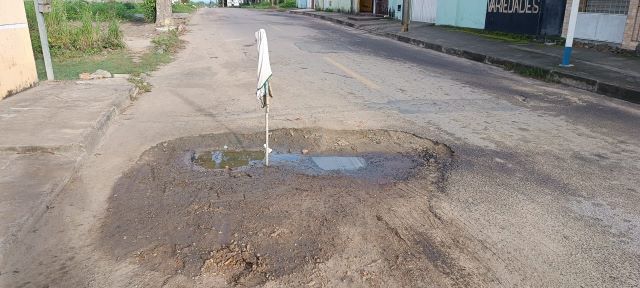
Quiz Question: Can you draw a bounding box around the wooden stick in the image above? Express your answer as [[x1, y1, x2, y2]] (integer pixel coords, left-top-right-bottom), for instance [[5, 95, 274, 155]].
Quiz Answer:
[[265, 84, 272, 166]]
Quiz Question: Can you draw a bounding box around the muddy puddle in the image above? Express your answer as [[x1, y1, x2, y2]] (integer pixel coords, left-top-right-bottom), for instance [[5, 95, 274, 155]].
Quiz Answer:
[[192, 149, 419, 181], [193, 150, 368, 172], [99, 129, 467, 287]]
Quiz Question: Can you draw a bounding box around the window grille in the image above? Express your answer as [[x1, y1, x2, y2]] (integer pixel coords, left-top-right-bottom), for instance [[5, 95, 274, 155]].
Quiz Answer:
[[579, 0, 630, 14]]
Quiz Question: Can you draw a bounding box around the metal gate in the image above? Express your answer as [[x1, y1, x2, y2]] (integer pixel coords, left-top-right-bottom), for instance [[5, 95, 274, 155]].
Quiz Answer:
[[574, 0, 631, 43], [410, 0, 438, 23]]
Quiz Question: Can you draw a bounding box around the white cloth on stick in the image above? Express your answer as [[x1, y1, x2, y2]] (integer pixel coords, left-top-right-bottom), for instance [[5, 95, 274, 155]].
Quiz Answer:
[[255, 29, 272, 103]]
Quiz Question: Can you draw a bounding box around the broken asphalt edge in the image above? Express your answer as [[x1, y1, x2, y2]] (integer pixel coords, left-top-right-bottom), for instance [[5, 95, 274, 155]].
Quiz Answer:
[[0, 83, 136, 251], [290, 10, 640, 104]]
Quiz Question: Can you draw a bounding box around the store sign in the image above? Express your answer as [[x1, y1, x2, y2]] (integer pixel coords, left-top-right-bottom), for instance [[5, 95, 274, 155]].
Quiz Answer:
[[485, 0, 544, 35], [487, 0, 541, 14]]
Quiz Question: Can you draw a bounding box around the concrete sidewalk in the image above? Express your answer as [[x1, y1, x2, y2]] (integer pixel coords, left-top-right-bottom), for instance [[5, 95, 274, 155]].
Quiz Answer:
[[290, 10, 640, 104], [0, 79, 133, 249]]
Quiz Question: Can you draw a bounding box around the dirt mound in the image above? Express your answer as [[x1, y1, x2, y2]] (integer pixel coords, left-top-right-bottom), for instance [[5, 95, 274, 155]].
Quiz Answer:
[[201, 243, 266, 285], [97, 129, 500, 287]]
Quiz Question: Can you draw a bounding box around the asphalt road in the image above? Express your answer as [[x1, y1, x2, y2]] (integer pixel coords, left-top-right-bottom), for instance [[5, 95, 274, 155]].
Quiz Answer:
[[2, 8, 639, 287]]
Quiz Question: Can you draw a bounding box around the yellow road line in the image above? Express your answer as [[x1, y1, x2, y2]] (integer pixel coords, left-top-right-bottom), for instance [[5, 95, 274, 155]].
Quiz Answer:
[[324, 56, 381, 91]]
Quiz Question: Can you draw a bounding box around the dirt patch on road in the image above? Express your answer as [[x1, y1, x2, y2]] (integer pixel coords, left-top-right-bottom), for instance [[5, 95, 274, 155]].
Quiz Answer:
[[99, 128, 497, 286]]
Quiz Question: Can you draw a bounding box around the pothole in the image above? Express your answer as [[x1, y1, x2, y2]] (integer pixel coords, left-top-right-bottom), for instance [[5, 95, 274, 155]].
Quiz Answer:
[[99, 128, 456, 286], [193, 150, 369, 172]]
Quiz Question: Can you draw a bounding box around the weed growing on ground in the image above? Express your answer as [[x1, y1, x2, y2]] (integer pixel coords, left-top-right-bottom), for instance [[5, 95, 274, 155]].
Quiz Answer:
[[279, 0, 297, 8], [104, 20, 125, 49], [62, 0, 144, 21], [512, 65, 549, 80], [151, 30, 183, 54], [441, 26, 532, 44], [25, 0, 125, 56], [128, 75, 153, 95]]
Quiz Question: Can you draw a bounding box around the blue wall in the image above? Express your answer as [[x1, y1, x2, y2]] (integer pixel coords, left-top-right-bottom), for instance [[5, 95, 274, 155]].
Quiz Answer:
[[387, 0, 403, 20], [436, 0, 487, 29]]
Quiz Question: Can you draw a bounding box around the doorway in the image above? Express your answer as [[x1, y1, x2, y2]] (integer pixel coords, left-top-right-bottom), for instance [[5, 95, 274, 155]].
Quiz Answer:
[[375, 0, 388, 15], [360, 0, 373, 13]]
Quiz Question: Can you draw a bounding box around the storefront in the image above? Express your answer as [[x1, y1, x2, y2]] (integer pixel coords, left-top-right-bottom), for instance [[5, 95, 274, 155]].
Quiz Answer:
[[484, 0, 567, 36]]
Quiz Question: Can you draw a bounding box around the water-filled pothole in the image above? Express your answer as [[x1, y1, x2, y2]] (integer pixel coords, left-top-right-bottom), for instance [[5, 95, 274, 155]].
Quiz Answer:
[[193, 150, 264, 169], [101, 128, 453, 286], [193, 150, 368, 173]]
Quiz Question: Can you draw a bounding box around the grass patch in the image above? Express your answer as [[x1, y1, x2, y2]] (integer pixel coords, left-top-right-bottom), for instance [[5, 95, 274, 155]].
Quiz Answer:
[[172, 2, 198, 13], [35, 30, 184, 80], [244, 1, 276, 9], [61, 0, 144, 22], [442, 26, 533, 44], [512, 65, 549, 80], [279, 0, 297, 8], [26, 0, 126, 57], [242, 0, 296, 9], [35, 51, 135, 80]]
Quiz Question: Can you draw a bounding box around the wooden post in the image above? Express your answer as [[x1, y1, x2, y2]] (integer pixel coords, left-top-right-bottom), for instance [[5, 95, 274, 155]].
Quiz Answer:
[[401, 0, 410, 32], [265, 84, 272, 166]]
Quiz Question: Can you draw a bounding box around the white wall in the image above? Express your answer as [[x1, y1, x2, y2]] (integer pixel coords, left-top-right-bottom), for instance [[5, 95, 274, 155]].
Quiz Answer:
[[575, 13, 627, 43], [410, 0, 437, 23]]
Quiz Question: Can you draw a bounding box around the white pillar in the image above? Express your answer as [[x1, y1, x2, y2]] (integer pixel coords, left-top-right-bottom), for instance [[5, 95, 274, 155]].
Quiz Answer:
[[561, 0, 580, 67]]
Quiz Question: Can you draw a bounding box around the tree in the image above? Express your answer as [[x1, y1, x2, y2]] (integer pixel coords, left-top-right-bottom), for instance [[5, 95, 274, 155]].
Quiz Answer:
[[156, 0, 172, 27]]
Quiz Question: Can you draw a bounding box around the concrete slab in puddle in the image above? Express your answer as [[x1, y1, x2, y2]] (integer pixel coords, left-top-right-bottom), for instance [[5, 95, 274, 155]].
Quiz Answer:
[[311, 156, 366, 171]]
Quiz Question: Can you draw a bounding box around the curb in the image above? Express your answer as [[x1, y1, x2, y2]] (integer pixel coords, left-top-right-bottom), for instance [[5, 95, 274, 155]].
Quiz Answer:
[[290, 10, 640, 104], [0, 80, 133, 251]]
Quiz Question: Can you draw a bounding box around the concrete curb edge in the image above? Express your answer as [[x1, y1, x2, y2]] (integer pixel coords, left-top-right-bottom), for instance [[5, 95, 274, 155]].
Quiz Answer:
[[0, 82, 133, 250]]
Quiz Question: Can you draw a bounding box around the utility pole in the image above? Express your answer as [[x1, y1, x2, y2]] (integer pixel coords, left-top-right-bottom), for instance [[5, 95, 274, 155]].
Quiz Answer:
[[561, 0, 580, 67], [401, 0, 410, 32], [33, 0, 54, 80]]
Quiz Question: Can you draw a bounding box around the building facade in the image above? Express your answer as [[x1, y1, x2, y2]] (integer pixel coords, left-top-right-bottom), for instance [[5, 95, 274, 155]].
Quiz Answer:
[[436, 0, 487, 29], [0, 0, 38, 99], [484, 0, 567, 36], [562, 0, 640, 50], [303, 0, 639, 51]]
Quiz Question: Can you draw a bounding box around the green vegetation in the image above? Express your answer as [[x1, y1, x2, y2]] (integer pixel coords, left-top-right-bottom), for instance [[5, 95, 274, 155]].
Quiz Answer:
[[141, 0, 157, 23], [172, 2, 198, 13], [279, 0, 297, 8], [35, 51, 133, 80], [245, 1, 275, 9], [128, 75, 153, 93], [511, 65, 550, 81], [60, 0, 145, 21], [26, 0, 187, 81], [442, 26, 533, 44], [151, 29, 183, 54], [35, 30, 183, 80], [26, 0, 125, 57], [242, 0, 297, 9]]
